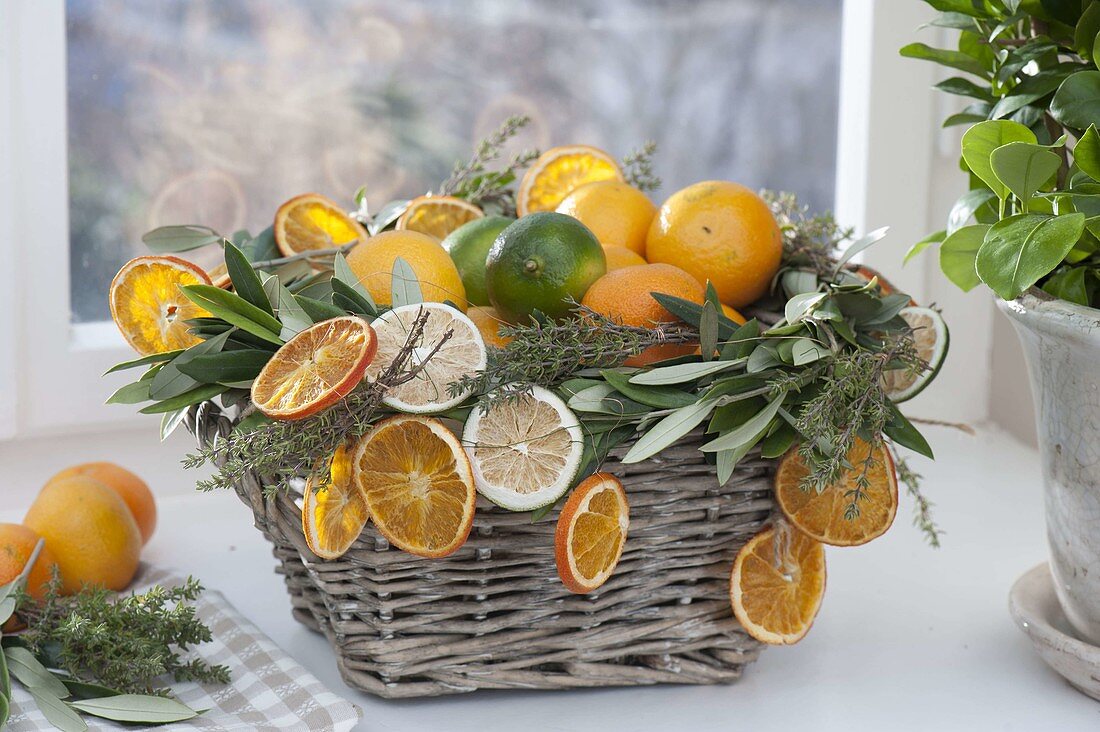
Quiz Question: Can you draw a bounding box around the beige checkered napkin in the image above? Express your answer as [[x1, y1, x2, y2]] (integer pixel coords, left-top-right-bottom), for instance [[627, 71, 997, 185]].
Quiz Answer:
[[4, 566, 361, 732]]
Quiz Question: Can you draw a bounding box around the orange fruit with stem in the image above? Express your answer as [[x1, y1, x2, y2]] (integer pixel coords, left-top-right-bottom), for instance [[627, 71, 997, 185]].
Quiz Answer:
[[556, 180, 656, 255], [646, 181, 782, 308], [730, 524, 826, 645], [352, 415, 476, 558], [109, 256, 212, 355], [301, 443, 370, 560], [273, 193, 368, 258], [23, 476, 142, 594], [251, 316, 377, 421], [517, 145, 623, 216], [397, 194, 484, 240], [580, 263, 705, 367], [555, 473, 630, 594], [49, 462, 157, 545], [774, 439, 898, 547]]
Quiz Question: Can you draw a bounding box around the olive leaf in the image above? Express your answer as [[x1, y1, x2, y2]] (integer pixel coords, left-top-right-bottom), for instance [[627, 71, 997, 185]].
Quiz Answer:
[[103, 351, 184, 375], [699, 394, 785, 453], [139, 384, 228, 414], [5, 647, 70, 699], [621, 400, 718, 463], [260, 273, 311, 339], [629, 360, 739, 386], [69, 694, 200, 724], [599, 370, 696, 409], [390, 257, 424, 308], [141, 225, 223, 254], [182, 285, 284, 345], [27, 687, 87, 732], [224, 242, 272, 315]]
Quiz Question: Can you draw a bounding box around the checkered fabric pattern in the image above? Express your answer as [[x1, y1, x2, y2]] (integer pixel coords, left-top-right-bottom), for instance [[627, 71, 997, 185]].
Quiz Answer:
[[4, 566, 361, 731]]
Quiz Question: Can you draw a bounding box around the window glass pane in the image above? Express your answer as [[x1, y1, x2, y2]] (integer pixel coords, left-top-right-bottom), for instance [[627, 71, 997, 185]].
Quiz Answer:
[[67, 0, 841, 323]]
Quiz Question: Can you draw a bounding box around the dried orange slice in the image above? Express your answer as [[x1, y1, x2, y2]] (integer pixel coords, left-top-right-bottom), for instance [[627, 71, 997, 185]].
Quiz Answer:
[[273, 193, 368, 257], [251, 316, 377, 420], [353, 415, 476, 558], [301, 443, 369, 560], [774, 439, 898, 547], [730, 525, 826, 645], [396, 195, 484, 240], [109, 256, 212, 355], [516, 145, 624, 217], [555, 473, 629, 594]]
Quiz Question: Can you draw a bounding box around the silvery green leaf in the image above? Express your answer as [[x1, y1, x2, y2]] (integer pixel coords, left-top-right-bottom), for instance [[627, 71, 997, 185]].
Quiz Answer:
[[700, 395, 785, 452], [368, 199, 410, 235], [103, 351, 184, 375], [149, 330, 232, 400], [832, 226, 889, 274], [699, 301, 718, 361], [784, 292, 826, 324], [621, 400, 718, 464], [333, 252, 374, 304], [390, 257, 424, 308], [69, 694, 201, 724], [141, 225, 222, 254], [781, 269, 820, 297], [160, 408, 188, 442], [791, 339, 831, 366], [5, 647, 69, 699], [629, 360, 739, 386], [28, 687, 86, 731], [567, 383, 617, 413], [716, 425, 770, 485], [266, 275, 312, 339], [746, 344, 782, 373], [105, 380, 152, 405]]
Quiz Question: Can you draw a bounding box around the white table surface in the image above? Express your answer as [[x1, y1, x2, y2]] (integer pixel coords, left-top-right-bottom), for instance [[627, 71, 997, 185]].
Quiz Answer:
[[5, 426, 1100, 731]]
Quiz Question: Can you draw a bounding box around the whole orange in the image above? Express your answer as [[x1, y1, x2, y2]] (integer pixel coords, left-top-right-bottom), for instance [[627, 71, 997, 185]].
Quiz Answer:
[[603, 245, 647, 271], [556, 181, 656, 256], [345, 230, 467, 310], [721, 303, 747, 325], [23, 476, 142, 594], [0, 523, 59, 599], [49, 462, 156, 545], [467, 306, 512, 349], [645, 181, 782, 308], [580, 263, 705, 366]]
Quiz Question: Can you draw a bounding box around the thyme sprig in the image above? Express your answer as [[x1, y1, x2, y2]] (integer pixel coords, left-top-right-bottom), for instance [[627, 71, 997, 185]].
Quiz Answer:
[[438, 115, 538, 215], [16, 575, 229, 696], [763, 190, 853, 280], [186, 309, 452, 493], [448, 305, 698, 404], [622, 141, 661, 191], [892, 447, 942, 547]]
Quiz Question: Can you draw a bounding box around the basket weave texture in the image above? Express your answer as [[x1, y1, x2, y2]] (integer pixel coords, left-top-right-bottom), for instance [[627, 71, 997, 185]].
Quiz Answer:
[[188, 401, 776, 698]]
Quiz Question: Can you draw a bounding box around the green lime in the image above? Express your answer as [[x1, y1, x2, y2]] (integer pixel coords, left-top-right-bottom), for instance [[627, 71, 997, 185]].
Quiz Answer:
[[441, 216, 514, 307], [485, 212, 607, 323]]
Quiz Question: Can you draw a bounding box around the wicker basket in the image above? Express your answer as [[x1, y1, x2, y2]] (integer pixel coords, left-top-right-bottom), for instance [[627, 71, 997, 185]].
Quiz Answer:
[[188, 401, 776, 698]]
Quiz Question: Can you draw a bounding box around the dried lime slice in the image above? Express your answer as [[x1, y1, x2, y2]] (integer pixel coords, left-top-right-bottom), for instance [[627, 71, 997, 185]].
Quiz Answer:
[[365, 303, 487, 413], [461, 385, 584, 511], [883, 306, 949, 403]]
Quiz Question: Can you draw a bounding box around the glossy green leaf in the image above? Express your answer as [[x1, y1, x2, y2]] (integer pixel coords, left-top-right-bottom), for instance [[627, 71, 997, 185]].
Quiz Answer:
[[934, 76, 993, 99], [141, 225, 222, 254], [939, 224, 989, 291], [948, 189, 996, 235], [1075, 125, 1100, 180], [181, 285, 284, 345], [884, 404, 934, 459], [621, 400, 718, 463], [904, 230, 946, 264], [962, 120, 1037, 199], [989, 142, 1062, 209], [975, 213, 1085, 299], [224, 242, 272, 315], [1051, 70, 1100, 129], [69, 694, 200, 724], [899, 42, 987, 75], [1042, 266, 1091, 304], [390, 257, 424, 308], [1075, 1, 1100, 60]]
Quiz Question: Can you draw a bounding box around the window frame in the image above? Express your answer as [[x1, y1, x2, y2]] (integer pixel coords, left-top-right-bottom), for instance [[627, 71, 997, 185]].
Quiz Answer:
[[0, 0, 988, 441]]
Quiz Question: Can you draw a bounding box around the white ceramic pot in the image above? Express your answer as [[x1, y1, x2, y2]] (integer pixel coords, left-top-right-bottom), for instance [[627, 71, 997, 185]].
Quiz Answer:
[[999, 289, 1100, 644]]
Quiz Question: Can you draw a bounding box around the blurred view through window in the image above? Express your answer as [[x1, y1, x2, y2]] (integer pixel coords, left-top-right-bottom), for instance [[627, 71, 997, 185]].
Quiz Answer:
[[67, 0, 841, 323]]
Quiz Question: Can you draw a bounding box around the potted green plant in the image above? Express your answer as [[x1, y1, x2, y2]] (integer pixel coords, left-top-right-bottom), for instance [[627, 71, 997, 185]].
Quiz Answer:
[[904, 0, 1100, 643]]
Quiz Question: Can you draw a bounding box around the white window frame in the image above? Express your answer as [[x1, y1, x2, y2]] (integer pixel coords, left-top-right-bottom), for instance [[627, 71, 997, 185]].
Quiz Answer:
[[0, 0, 991, 441]]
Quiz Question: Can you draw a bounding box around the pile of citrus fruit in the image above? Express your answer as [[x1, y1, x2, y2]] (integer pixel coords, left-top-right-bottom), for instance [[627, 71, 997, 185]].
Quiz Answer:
[[103, 135, 931, 649], [1, 462, 156, 605]]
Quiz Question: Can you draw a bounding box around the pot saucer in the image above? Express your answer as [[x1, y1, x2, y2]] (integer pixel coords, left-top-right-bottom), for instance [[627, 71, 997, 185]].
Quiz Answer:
[[1009, 562, 1100, 701]]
